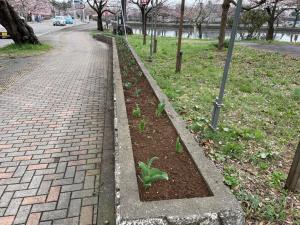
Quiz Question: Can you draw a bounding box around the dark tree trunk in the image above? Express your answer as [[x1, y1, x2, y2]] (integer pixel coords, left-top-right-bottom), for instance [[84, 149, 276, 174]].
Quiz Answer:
[[291, 12, 299, 42], [266, 2, 277, 41], [97, 13, 103, 31], [218, 0, 230, 50], [0, 0, 40, 44], [293, 10, 299, 27], [141, 7, 146, 45], [197, 23, 202, 39], [266, 19, 275, 40]]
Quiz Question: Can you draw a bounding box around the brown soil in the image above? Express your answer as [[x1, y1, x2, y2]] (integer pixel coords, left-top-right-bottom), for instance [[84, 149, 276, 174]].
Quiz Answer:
[[117, 40, 211, 201]]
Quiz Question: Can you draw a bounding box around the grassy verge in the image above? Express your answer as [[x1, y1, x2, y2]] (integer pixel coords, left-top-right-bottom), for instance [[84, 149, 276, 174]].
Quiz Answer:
[[127, 35, 300, 224], [0, 43, 52, 57], [90, 29, 113, 38]]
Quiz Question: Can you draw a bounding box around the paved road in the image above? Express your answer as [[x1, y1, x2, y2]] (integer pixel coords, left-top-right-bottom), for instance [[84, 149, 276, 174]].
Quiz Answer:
[[0, 25, 112, 225], [0, 20, 85, 47], [240, 42, 300, 58]]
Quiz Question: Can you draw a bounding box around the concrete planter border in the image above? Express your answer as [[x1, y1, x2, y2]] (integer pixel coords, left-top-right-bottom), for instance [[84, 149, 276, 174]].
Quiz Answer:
[[95, 34, 245, 225]]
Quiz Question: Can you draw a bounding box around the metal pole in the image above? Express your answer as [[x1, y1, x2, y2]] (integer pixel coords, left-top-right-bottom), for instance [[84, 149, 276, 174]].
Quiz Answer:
[[82, 6, 85, 22], [210, 0, 243, 130], [153, 0, 158, 53], [149, 0, 154, 60], [143, 6, 146, 45], [175, 0, 185, 73], [73, 0, 76, 23]]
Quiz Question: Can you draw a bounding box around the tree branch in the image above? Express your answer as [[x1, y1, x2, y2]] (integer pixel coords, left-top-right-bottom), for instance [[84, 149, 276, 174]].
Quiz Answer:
[[101, 9, 115, 15], [87, 0, 98, 13], [230, 0, 267, 11]]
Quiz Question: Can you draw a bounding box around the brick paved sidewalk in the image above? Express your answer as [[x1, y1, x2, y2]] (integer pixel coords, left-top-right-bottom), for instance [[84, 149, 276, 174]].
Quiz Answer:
[[0, 28, 111, 225]]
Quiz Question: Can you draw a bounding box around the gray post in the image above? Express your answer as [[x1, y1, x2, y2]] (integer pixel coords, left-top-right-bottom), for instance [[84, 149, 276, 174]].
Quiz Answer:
[[149, 0, 154, 60], [210, 0, 243, 130], [153, 0, 158, 53], [72, 0, 76, 23], [285, 141, 300, 192]]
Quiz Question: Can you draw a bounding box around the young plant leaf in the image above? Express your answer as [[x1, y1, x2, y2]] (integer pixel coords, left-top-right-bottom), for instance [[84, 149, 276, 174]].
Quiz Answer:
[[132, 104, 141, 118], [124, 81, 132, 89], [134, 88, 143, 97], [155, 102, 166, 117], [176, 137, 183, 153], [138, 157, 169, 189], [138, 119, 146, 133]]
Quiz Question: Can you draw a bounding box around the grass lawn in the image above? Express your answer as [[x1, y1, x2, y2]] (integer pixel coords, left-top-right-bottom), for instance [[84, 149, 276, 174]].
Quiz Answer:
[[127, 35, 300, 224], [0, 43, 52, 57]]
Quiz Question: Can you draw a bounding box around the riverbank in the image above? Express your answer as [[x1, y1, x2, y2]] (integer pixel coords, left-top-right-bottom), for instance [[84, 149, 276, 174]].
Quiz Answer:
[[127, 35, 300, 224], [126, 21, 300, 32], [124, 22, 300, 43]]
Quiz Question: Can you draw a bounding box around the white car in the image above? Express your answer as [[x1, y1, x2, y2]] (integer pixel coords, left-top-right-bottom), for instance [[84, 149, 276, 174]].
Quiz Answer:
[[53, 16, 66, 26]]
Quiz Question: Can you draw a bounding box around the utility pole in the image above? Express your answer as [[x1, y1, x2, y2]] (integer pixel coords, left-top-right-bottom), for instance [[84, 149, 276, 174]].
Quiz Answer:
[[175, 0, 185, 73], [210, 0, 243, 130]]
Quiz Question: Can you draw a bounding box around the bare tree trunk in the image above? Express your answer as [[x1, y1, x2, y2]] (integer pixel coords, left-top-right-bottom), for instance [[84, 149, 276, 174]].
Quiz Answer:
[[97, 13, 103, 31], [0, 0, 40, 44], [218, 0, 230, 50], [175, 0, 185, 73]]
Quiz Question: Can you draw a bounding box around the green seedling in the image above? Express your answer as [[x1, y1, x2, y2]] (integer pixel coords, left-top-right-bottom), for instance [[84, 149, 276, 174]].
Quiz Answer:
[[223, 166, 239, 188], [124, 81, 132, 89], [155, 102, 166, 117], [175, 137, 183, 153], [134, 88, 143, 97], [132, 104, 141, 118], [270, 171, 287, 189], [138, 119, 146, 133], [138, 157, 169, 189]]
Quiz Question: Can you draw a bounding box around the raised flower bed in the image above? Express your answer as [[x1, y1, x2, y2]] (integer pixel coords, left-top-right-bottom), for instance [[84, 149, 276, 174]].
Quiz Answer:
[[95, 34, 244, 225]]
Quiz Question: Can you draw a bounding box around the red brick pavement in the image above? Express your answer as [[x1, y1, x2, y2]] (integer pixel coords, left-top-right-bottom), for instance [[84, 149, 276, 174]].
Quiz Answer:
[[0, 28, 110, 225]]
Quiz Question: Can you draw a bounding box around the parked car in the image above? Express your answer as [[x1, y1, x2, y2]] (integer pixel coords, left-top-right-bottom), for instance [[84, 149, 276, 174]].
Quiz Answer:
[[0, 25, 10, 39], [53, 16, 66, 26], [65, 16, 74, 24]]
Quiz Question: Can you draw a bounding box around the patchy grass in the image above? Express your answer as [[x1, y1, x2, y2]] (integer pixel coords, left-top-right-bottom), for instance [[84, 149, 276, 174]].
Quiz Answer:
[[0, 43, 52, 57], [90, 29, 113, 38], [127, 35, 300, 224]]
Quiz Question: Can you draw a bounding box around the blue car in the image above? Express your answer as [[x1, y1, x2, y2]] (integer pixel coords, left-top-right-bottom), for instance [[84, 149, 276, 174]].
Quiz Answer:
[[65, 16, 74, 24]]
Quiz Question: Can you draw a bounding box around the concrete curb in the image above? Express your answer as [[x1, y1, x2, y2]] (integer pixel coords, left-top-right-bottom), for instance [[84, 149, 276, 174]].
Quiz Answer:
[[95, 34, 245, 225]]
